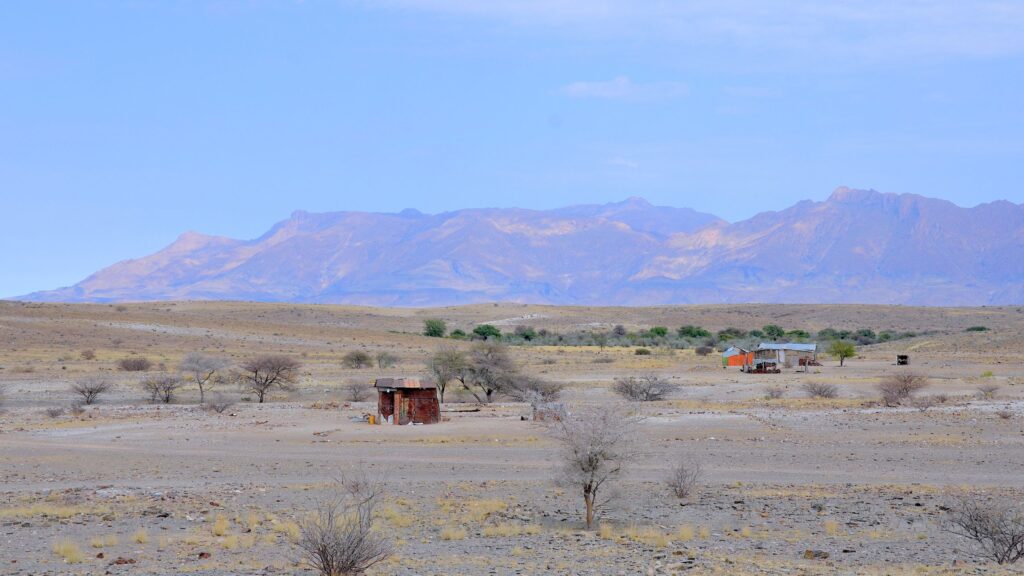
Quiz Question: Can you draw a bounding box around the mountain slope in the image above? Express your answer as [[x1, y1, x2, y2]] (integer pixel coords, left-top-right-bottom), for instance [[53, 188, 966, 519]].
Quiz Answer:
[[21, 190, 1024, 305]]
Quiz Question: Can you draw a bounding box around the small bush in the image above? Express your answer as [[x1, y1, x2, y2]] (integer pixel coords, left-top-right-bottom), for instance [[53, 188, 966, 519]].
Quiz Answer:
[[612, 374, 679, 401], [965, 326, 989, 332], [375, 352, 398, 370], [633, 348, 651, 356], [946, 496, 1024, 564], [977, 384, 1000, 399], [80, 349, 96, 361], [204, 394, 236, 414], [70, 378, 111, 405], [118, 357, 152, 371], [344, 381, 372, 402], [423, 319, 447, 338], [802, 382, 838, 399], [910, 395, 938, 411], [878, 372, 929, 406], [141, 374, 183, 404], [69, 401, 86, 416], [342, 350, 373, 369], [666, 461, 702, 499], [592, 357, 614, 364], [295, 474, 394, 576], [764, 386, 785, 400], [694, 346, 713, 356], [44, 406, 65, 419], [995, 410, 1013, 420]]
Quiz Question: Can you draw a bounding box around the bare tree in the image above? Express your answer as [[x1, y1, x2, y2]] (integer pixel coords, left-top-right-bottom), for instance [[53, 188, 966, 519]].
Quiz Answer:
[[506, 376, 564, 420], [239, 355, 301, 403], [802, 382, 838, 399], [141, 374, 183, 404], [611, 374, 679, 402], [946, 496, 1024, 564], [344, 381, 372, 402], [878, 372, 929, 406], [666, 460, 702, 499], [179, 353, 229, 402], [549, 403, 640, 529], [342, 351, 373, 369], [374, 352, 398, 371], [295, 473, 394, 576], [428, 347, 468, 403], [71, 378, 111, 405], [466, 342, 517, 403]]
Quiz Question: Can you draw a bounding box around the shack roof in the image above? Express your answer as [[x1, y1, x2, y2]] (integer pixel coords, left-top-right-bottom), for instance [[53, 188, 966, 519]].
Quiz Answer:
[[757, 342, 817, 352], [374, 377, 437, 390], [722, 346, 748, 357]]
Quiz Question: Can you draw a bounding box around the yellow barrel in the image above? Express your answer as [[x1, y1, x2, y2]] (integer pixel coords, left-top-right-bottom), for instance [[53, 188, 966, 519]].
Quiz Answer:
[[368, 415, 375, 425]]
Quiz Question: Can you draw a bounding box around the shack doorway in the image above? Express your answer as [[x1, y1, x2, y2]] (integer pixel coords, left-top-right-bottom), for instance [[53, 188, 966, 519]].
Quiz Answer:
[[378, 390, 395, 424]]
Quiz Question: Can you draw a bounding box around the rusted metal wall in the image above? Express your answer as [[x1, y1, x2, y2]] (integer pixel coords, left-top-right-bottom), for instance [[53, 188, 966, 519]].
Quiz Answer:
[[403, 388, 439, 424], [379, 388, 438, 424]]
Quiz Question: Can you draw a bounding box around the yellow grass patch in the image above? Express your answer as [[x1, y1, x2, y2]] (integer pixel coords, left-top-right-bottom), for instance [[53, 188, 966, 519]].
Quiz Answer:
[[0, 503, 110, 519], [53, 539, 85, 563], [212, 513, 230, 536], [481, 523, 541, 537], [440, 526, 467, 540]]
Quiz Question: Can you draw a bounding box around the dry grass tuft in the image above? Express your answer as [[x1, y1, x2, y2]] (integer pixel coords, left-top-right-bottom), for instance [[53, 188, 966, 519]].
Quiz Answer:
[[132, 528, 149, 544], [440, 526, 467, 540], [481, 523, 541, 537], [53, 539, 85, 563], [212, 513, 230, 536]]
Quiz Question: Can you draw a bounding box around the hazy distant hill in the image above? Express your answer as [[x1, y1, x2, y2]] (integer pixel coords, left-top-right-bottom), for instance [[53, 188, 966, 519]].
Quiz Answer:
[[22, 189, 1024, 306]]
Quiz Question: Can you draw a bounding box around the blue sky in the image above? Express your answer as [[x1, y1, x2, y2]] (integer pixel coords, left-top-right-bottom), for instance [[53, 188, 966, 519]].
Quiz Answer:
[[2, 1, 1023, 297]]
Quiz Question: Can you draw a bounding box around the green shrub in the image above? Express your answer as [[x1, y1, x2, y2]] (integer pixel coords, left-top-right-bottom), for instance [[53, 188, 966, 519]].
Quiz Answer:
[[423, 319, 447, 338], [472, 325, 502, 340]]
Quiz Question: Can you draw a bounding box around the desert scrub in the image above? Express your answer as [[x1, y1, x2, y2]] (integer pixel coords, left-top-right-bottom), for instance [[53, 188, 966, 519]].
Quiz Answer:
[[675, 525, 695, 541], [381, 506, 414, 528], [132, 528, 149, 544], [823, 519, 841, 536], [53, 539, 85, 563], [440, 526, 467, 540], [272, 519, 301, 541], [0, 503, 110, 519], [622, 525, 671, 548], [481, 523, 541, 537], [212, 513, 230, 536]]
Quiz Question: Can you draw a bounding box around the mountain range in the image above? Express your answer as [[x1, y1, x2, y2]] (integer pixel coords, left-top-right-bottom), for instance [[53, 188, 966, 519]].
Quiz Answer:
[[21, 188, 1024, 306]]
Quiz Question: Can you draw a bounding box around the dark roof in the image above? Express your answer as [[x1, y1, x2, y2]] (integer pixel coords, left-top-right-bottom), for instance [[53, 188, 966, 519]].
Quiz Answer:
[[374, 377, 437, 390]]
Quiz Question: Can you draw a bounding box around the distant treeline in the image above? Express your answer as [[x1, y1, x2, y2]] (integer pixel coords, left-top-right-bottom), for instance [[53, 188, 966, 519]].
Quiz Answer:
[[422, 319, 919, 350]]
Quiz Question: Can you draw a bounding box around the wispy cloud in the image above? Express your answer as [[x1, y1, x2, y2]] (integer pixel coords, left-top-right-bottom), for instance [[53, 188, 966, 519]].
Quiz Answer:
[[363, 1, 1024, 59], [561, 76, 688, 101], [608, 156, 640, 169]]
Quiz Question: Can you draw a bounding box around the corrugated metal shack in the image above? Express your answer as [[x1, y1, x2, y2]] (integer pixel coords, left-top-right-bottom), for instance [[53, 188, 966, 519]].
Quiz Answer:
[[374, 377, 440, 425], [753, 342, 818, 369], [722, 346, 754, 368]]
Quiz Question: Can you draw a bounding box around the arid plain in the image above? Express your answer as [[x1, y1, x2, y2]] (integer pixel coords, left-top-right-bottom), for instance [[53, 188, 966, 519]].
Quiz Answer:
[[2, 300, 1023, 575]]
